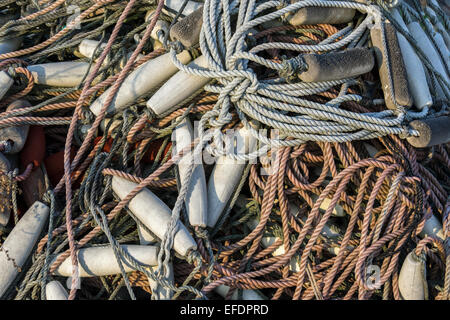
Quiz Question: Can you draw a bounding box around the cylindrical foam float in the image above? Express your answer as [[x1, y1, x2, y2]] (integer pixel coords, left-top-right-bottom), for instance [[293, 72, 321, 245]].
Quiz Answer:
[[214, 285, 265, 300], [0, 100, 31, 154], [297, 48, 375, 82], [207, 124, 258, 228], [45, 281, 68, 300], [391, 9, 432, 110], [173, 117, 208, 227], [0, 14, 22, 54], [146, 10, 170, 41], [148, 263, 174, 300], [170, 6, 203, 48], [419, 214, 445, 241], [163, 0, 203, 18], [27, 62, 91, 87], [0, 71, 14, 101], [407, 21, 450, 98], [406, 115, 450, 148], [51, 244, 159, 277], [90, 51, 192, 117], [0, 201, 49, 297], [286, 6, 355, 26], [111, 176, 197, 257], [371, 21, 413, 110], [398, 251, 428, 300], [147, 55, 210, 117]]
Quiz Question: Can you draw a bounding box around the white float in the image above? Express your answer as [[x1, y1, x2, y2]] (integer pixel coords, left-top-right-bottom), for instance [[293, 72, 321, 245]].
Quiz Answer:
[[0, 100, 30, 154], [45, 280, 68, 300], [146, 55, 210, 117], [0, 71, 13, 100], [398, 251, 428, 300], [407, 21, 450, 97], [214, 285, 265, 300], [163, 0, 203, 17], [27, 62, 91, 87], [51, 244, 159, 277], [419, 214, 445, 241], [172, 117, 208, 227], [78, 39, 107, 61], [148, 263, 174, 300], [111, 176, 197, 257], [90, 51, 192, 116], [207, 125, 258, 228], [0, 201, 49, 297], [391, 9, 433, 110]]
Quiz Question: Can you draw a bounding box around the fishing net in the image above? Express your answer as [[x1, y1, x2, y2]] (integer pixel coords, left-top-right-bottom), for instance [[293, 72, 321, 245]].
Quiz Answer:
[[0, 0, 447, 300]]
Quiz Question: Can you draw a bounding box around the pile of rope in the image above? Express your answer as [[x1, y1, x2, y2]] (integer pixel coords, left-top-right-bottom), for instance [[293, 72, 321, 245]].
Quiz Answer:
[[0, 0, 447, 300]]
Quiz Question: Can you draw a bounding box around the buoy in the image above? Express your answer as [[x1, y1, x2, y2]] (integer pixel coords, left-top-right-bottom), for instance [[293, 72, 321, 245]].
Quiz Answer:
[[136, 221, 157, 245], [45, 281, 68, 300], [398, 251, 428, 300], [390, 9, 433, 110], [51, 244, 159, 277], [90, 51, 192, 117], [311, 194, 346, 217], [27, 62, 91, 87], [79, 40, 144, 71], [214, 285, 265, 300], [419, 213, 445, 241], [245, 204, 342, 273], [0, 100, 31, 155], [0, 201, 49, 297], [0, 14, 22, 54], [146, 10, 170, 41], [207, 125, 258, 228], [407, 21, 450, 96], [363, 142, 379, 158], [406, 115, 450, 148], [111, 176, 197, 257], [172, 117, 208, 227], [371, 21, 413, 110], [0, 71, 14, 101], [297, 48, 375, 82], [169, 6, 203, 48], [79, 39, 107, 60], [146, 55, 210, 117], [286, 6, 355, 26], [426, 7, 450, 49], [163, 0, 203, 18]]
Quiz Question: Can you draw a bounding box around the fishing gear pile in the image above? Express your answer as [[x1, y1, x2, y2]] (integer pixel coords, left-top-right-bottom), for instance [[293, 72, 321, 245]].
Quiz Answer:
[[0, 0, 448, 300]]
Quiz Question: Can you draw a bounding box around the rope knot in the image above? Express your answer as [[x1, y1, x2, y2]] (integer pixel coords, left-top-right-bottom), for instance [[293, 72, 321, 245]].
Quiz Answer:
[[398, 124, 415, 139], [277, 54, 307, 83], [230, 78, 252, 103], [168, 40, 184, 54]]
